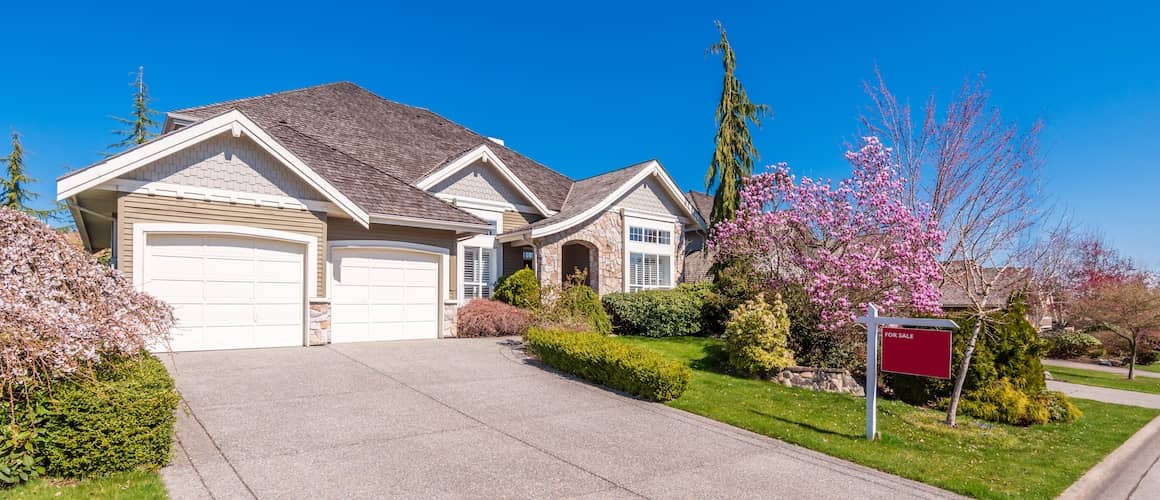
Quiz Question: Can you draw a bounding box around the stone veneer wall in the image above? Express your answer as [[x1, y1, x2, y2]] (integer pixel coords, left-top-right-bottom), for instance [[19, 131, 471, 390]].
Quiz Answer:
[[769, 367, 864, 396], [308, 300, 331, 345], [536, 211, 624, 295], [443, 303, 458, 338], [535, 211, 687, 296]]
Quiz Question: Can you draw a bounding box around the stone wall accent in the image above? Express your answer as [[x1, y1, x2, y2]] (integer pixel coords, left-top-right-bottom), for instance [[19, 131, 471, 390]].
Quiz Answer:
[[537, 211, 624, 296], [443, 302, 459, 338], [769, 367, 864, 396], [308, 300, 331, 345]]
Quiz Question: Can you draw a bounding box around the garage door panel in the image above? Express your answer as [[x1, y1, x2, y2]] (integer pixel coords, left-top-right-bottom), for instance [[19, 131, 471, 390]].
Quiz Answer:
[[145, 233, 305, 352], [331, 248, 440, 343]]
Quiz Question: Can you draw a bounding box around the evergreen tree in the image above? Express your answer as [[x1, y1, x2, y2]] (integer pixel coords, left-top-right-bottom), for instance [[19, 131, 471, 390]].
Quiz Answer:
[[705, 21, 770, 225], [1, 131, 53, 219], [108, 66, 159, 153]]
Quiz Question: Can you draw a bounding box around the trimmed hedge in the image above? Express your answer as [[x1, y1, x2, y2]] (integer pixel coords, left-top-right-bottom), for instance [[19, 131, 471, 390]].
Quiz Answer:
[[526, 327, 691, 401], [602, 283, 708, 337], [0, 355, 179, 479]]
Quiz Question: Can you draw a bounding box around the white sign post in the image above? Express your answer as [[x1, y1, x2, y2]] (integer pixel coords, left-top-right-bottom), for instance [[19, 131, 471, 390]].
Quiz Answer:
[[856, 303, 958, 441]]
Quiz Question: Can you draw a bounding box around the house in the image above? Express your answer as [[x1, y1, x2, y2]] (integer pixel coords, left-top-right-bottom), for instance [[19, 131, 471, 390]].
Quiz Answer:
[[57, 82, 707, 351], [939, 262, 1052, 329]]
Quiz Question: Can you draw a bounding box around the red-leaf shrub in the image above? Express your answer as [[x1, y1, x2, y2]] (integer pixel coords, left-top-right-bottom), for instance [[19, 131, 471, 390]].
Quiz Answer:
[[456, 299, 530, 338], [0, 208, 174, 393]]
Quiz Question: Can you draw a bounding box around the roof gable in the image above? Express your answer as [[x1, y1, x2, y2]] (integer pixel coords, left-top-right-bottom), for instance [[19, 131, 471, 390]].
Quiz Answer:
[[58, 109, 370, 226], [416, 144, 552, 215]]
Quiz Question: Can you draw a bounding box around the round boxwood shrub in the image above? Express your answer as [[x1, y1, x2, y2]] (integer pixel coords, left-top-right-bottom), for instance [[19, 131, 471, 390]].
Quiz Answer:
[[724, 293, 795, 376], [602, 283, 708, 337], [494, 268, 540, 309]]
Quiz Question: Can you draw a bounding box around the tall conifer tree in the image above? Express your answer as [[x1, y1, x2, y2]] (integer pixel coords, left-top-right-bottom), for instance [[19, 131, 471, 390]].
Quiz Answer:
[[108, 66, 159, 153]]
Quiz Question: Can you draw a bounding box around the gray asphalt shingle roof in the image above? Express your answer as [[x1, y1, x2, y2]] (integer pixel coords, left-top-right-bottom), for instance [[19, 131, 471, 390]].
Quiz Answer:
[[510, 160, 655, 232], [173, 82, 573, 211]]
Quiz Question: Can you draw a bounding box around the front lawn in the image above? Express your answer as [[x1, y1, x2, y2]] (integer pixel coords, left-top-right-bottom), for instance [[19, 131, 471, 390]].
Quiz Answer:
[[1139, 363, 1160, 374], [617, 336, 1158, 499], [1047, 365, 1160, 394], [1, 471, 164, 499]]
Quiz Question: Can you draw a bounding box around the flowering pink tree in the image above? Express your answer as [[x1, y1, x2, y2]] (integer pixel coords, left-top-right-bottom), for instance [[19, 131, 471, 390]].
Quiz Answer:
[[0, 208, 173, 394], [709, 137, 944, 332]]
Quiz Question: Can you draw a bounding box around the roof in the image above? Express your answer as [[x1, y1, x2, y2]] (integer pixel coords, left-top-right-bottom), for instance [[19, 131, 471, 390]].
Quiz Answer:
[[262, 125, 484, 225], [940, 263, 1032, 309], [515, 160, 655, 231], [172, 82, 573, 211], [686, 191, 713, 224]]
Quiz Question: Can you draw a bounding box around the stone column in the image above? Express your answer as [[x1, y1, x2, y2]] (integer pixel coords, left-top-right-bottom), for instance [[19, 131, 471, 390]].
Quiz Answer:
[[443, 302, 459, 338], [308, 299, 331, 345]]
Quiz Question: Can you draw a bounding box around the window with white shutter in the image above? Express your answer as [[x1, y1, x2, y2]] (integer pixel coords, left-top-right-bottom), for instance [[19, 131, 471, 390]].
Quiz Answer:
[[463, 246, 493, 300], [629, 252, 672, 292]]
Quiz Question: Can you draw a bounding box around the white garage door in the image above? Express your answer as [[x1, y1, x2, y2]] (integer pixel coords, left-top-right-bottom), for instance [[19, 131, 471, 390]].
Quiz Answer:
[[143, 233, 306, 351], [331, 248, 440, 342]]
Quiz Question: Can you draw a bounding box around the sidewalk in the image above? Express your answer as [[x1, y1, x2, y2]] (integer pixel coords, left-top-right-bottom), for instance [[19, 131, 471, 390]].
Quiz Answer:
[[1051, 381, 1160, 499], [1043, 358, 1160, 379]]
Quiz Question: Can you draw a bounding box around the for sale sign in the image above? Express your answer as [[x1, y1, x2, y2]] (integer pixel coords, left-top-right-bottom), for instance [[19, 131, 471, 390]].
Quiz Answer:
[[880, 327, 952, 379]]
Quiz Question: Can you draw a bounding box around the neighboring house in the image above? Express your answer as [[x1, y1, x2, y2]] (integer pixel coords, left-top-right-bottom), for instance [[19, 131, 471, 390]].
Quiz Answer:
[[682, 190, 715, 282], [57, 82, 706, 351], [939, 262, 1052, 329]]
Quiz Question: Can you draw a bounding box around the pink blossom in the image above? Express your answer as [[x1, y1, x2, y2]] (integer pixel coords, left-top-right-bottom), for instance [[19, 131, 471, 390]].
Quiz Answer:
[[0, 208, 174, 390], [709, 137, 944, 331]]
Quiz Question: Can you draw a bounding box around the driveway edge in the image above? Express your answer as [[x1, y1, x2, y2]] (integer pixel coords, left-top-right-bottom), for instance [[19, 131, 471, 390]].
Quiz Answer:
[[1059, 414, 1160, 499]]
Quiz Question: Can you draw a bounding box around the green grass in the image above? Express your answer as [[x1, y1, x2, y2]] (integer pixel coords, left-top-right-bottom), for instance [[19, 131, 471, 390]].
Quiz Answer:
[[0, 471, 164, 499], [617, 336, 1158, 499], [1139, 363, 1160, 374], [1047, 365, 1160, 395]]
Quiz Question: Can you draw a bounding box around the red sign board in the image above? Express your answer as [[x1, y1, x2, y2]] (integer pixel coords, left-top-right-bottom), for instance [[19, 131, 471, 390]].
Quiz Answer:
[[881, 327, 952, 379]]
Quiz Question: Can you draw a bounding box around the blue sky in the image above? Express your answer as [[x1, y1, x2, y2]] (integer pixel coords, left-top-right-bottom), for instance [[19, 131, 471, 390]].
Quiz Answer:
[[4, 1, 1158, 265]]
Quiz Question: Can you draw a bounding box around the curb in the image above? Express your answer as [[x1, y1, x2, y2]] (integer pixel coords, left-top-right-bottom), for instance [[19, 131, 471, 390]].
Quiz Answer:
[[1059, 414, 1160, 499]]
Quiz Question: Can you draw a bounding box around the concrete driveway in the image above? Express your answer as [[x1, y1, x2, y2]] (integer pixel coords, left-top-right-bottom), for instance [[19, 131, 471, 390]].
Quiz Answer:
[[161, 338, 957, 499]]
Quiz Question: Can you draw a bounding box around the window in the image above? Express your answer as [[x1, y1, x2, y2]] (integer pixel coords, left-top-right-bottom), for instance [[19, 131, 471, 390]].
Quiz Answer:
[[629, 252, 671, 292], [522, 248, 535, 269], [629, 226, 671, 245], [463, 246, 493, 300]]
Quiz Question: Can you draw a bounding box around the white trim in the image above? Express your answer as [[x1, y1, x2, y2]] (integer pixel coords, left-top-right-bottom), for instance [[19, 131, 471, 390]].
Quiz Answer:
[[619, 207, 680, 223], [455, 209, 502, 304], [327, 240, 450, 339], [66, 198, 92, 252], [133, 223, 318, 349], [96, 178, 334, 212], [57, 109, 370, 227], [434, 193, 544, 216], [415, 144, 553, 216], [500, 161, 707, 242], [132, 223, 319, 298]]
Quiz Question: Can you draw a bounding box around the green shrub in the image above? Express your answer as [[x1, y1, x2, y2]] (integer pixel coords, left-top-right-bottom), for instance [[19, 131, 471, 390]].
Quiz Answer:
[[543, 273, 612, 335], [701, 259, 764, 335], [526, 327, 691, 401], [724, 294, 795, 376], [953, 378, 1048, 426], [0, 405, 47, 486], [1045, 331, 1103, 359], [780, 285, 858, 370], [888, 294, 1048, 406], [41, 355, 177, 477], [494, 268, 540, 309], [602, 283, 708, 337], [1037, 390, 1083, 423], [1132, 349, 1158, 366]]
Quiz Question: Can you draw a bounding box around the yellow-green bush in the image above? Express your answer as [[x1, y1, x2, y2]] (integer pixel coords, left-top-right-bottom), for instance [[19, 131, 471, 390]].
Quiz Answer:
[[724, 294, 795, 375], [494, 268, 541, 309], [526, 327, 691, 401]]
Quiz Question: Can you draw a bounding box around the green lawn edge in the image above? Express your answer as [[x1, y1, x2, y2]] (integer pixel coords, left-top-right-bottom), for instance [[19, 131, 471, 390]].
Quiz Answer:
[[1138, 364, 1160, 374], [0, 470, 164, 499], [1047, 365, 1160, 395], [617, 336, 1158, 499]]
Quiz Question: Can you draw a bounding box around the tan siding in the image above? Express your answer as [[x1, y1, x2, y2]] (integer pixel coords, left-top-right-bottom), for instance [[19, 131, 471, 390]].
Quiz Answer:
[[618, 177, 685, 217], [117, 192, 327, 295], [502, 210, 542, 232], [326, 218, 459, 298]]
